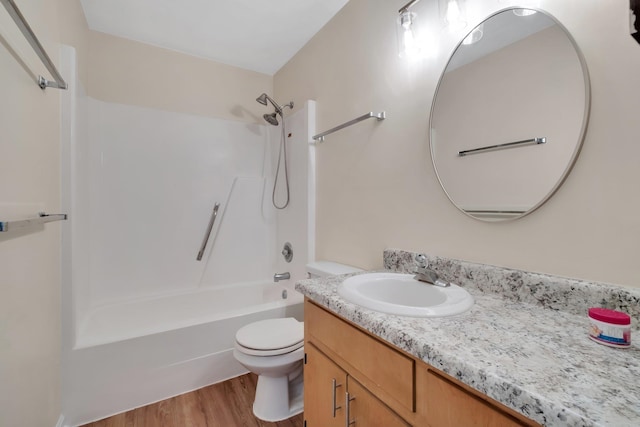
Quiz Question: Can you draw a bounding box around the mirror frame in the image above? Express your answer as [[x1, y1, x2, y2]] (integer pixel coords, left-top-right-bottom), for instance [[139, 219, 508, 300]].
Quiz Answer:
[[429, 8, 591, 221]]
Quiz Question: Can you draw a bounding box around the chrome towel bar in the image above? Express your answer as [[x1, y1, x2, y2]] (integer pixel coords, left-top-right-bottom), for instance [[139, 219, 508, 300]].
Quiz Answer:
[[458, 137, 546, 156], [0, 212, 67, 232], [1, 0, 68, 90], [312, 111, 386, 142], [196, 203, 220, 261]]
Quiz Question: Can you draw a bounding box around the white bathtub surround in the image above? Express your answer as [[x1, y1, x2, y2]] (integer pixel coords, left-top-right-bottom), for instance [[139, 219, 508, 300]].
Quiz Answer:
[[71, 96, 314, 314], [296, 251, 640, 426], [84, 98, 274, 304]]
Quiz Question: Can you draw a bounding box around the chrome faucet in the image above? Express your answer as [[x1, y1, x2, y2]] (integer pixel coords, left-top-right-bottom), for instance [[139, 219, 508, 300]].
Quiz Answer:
[[413, 254, 450, 287], [274, 272, 290, 282]]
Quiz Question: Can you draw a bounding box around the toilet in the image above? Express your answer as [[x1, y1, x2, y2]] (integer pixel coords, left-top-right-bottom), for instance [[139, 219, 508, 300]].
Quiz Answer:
[[233, 260, 362, 422]]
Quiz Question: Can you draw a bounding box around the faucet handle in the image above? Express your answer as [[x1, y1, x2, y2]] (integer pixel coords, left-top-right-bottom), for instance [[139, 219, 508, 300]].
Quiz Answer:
[[281, 242, 293, 263], [415, 253, 427, 268]]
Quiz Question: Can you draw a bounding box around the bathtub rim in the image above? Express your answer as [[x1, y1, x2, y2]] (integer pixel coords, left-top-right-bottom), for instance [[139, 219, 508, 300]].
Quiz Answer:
[[74, 279, 304, 350]]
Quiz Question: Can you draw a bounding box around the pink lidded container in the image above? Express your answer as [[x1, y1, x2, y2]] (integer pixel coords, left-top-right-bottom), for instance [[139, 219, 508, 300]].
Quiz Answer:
[[588, 308, 631, 348]]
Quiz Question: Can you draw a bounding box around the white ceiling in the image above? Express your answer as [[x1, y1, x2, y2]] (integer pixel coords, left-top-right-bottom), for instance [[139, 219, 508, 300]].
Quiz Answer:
[[80, 0, 349, 75]]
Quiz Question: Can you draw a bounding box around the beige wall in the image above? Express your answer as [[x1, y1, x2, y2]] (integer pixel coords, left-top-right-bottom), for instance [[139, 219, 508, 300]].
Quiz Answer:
[[87, 31, 273, 123], [275, 0, 640, 288], [0, 1, 88, 426]]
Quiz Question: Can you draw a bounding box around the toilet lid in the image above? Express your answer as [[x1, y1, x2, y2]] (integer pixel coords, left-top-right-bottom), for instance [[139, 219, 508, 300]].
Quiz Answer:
[[236, 318, 303, 351]]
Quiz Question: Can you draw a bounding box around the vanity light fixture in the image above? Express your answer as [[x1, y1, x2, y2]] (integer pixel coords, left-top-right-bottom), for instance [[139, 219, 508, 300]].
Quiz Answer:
[[399, 0, 422, 14], [398, 0, 422, 58], [398, 8, 420, 58], [397, 0, 437, 59]]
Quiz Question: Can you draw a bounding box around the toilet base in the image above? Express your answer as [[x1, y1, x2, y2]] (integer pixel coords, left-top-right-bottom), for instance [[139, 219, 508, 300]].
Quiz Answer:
[[252, 365, 304, 422]]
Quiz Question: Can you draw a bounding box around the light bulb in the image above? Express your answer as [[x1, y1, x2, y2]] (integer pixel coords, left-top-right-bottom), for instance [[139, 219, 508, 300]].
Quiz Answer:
[[444, 0, 466, 30], [513, 8, 537, 17], [446, 0, 460, 22], [400, 9, 413, 30], [462, 23, 483, 45], [397, 10, 422, 58], [404, 28, 417, 55]]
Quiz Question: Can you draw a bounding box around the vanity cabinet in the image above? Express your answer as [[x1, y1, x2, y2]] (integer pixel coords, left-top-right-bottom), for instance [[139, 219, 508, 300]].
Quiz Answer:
[[305, 344, 409, 427], [304, 299, 539, 427]]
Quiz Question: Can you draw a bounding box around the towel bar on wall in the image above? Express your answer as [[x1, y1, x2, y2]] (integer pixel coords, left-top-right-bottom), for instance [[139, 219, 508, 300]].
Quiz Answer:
[[0, 0, 68, 90], [458, 137, 546, 156], [312, 111, 386, 142], [0, 212, 67, 232]]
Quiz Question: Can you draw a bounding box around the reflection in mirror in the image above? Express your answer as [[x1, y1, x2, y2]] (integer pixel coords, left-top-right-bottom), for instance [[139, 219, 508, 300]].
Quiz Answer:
[[430, 8, 590, 221]]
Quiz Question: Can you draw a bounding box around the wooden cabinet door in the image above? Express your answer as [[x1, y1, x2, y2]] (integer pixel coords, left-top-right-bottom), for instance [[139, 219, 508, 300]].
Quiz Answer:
[[305, 301, 414, 413], [421, 369, 527, 427], [304, 343, 345, 427], [346, 376, 410, 427]]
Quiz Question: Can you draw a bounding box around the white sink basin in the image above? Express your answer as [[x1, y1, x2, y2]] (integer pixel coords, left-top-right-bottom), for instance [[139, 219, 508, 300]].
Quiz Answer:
[[338, 272, 474, 317]]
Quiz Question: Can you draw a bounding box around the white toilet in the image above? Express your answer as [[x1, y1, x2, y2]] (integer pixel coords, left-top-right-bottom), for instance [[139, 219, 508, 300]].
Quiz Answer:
[[233, 261, 362, 422]]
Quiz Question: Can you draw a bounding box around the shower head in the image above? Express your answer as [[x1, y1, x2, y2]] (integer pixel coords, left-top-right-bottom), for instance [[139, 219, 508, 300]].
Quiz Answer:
[[256, 93, 294, 126], [263, 112, 279, 126], [255, 93, 294, 114], [256, 93, 269, 106], [256, 92, 281, 112]]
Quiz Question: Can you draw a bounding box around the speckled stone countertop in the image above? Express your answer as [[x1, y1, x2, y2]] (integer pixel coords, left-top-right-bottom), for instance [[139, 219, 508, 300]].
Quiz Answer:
[[295, 250, 640, 427]]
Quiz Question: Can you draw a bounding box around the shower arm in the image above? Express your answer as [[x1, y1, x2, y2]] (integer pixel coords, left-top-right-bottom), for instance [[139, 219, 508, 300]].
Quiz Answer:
[[272, 101, 294, 117]]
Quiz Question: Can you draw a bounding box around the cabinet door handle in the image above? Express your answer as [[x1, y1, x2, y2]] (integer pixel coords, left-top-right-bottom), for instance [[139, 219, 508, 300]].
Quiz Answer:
[[345, 391, 356, 426], [332, 378, 342, 417]]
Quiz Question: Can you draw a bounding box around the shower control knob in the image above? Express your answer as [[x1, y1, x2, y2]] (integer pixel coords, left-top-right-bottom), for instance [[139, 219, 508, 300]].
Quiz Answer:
[[282, 242, 293, 263]]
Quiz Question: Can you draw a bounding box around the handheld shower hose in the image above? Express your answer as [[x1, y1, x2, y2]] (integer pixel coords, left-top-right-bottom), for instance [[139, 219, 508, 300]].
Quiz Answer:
[[255, 93, 294, 209]]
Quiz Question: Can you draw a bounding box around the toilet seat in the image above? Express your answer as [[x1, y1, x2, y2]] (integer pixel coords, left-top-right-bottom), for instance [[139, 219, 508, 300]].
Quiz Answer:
[[235, 318, 304, 356]]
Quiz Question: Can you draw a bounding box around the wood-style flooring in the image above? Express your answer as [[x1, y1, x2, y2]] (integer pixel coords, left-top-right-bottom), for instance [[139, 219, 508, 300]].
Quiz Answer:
[[81, 374, 304, 427]]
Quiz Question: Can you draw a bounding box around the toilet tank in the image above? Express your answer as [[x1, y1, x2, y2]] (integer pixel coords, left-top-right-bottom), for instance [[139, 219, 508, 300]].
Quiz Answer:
[[306, 261, 363, 278]]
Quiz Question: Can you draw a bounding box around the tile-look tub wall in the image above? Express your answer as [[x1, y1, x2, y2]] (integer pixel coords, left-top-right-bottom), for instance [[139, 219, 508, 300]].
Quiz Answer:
[[384, 249, 640, 324]]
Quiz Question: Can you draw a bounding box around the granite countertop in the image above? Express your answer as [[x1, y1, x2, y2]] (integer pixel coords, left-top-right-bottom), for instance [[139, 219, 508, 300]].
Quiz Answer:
[[295, 253, 640, 427]]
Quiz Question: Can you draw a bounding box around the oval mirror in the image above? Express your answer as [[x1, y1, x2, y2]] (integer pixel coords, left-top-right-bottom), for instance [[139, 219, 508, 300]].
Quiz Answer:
[[430, 8, 590, 221]]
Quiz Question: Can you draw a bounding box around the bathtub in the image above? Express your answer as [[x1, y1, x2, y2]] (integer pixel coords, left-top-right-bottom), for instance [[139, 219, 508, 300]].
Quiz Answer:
[[75, 280, 304, 348], [65, 280, 304, 426]]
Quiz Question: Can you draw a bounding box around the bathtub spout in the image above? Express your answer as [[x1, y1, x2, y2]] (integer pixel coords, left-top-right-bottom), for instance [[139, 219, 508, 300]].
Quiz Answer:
[[274, 272, 290, 282]]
